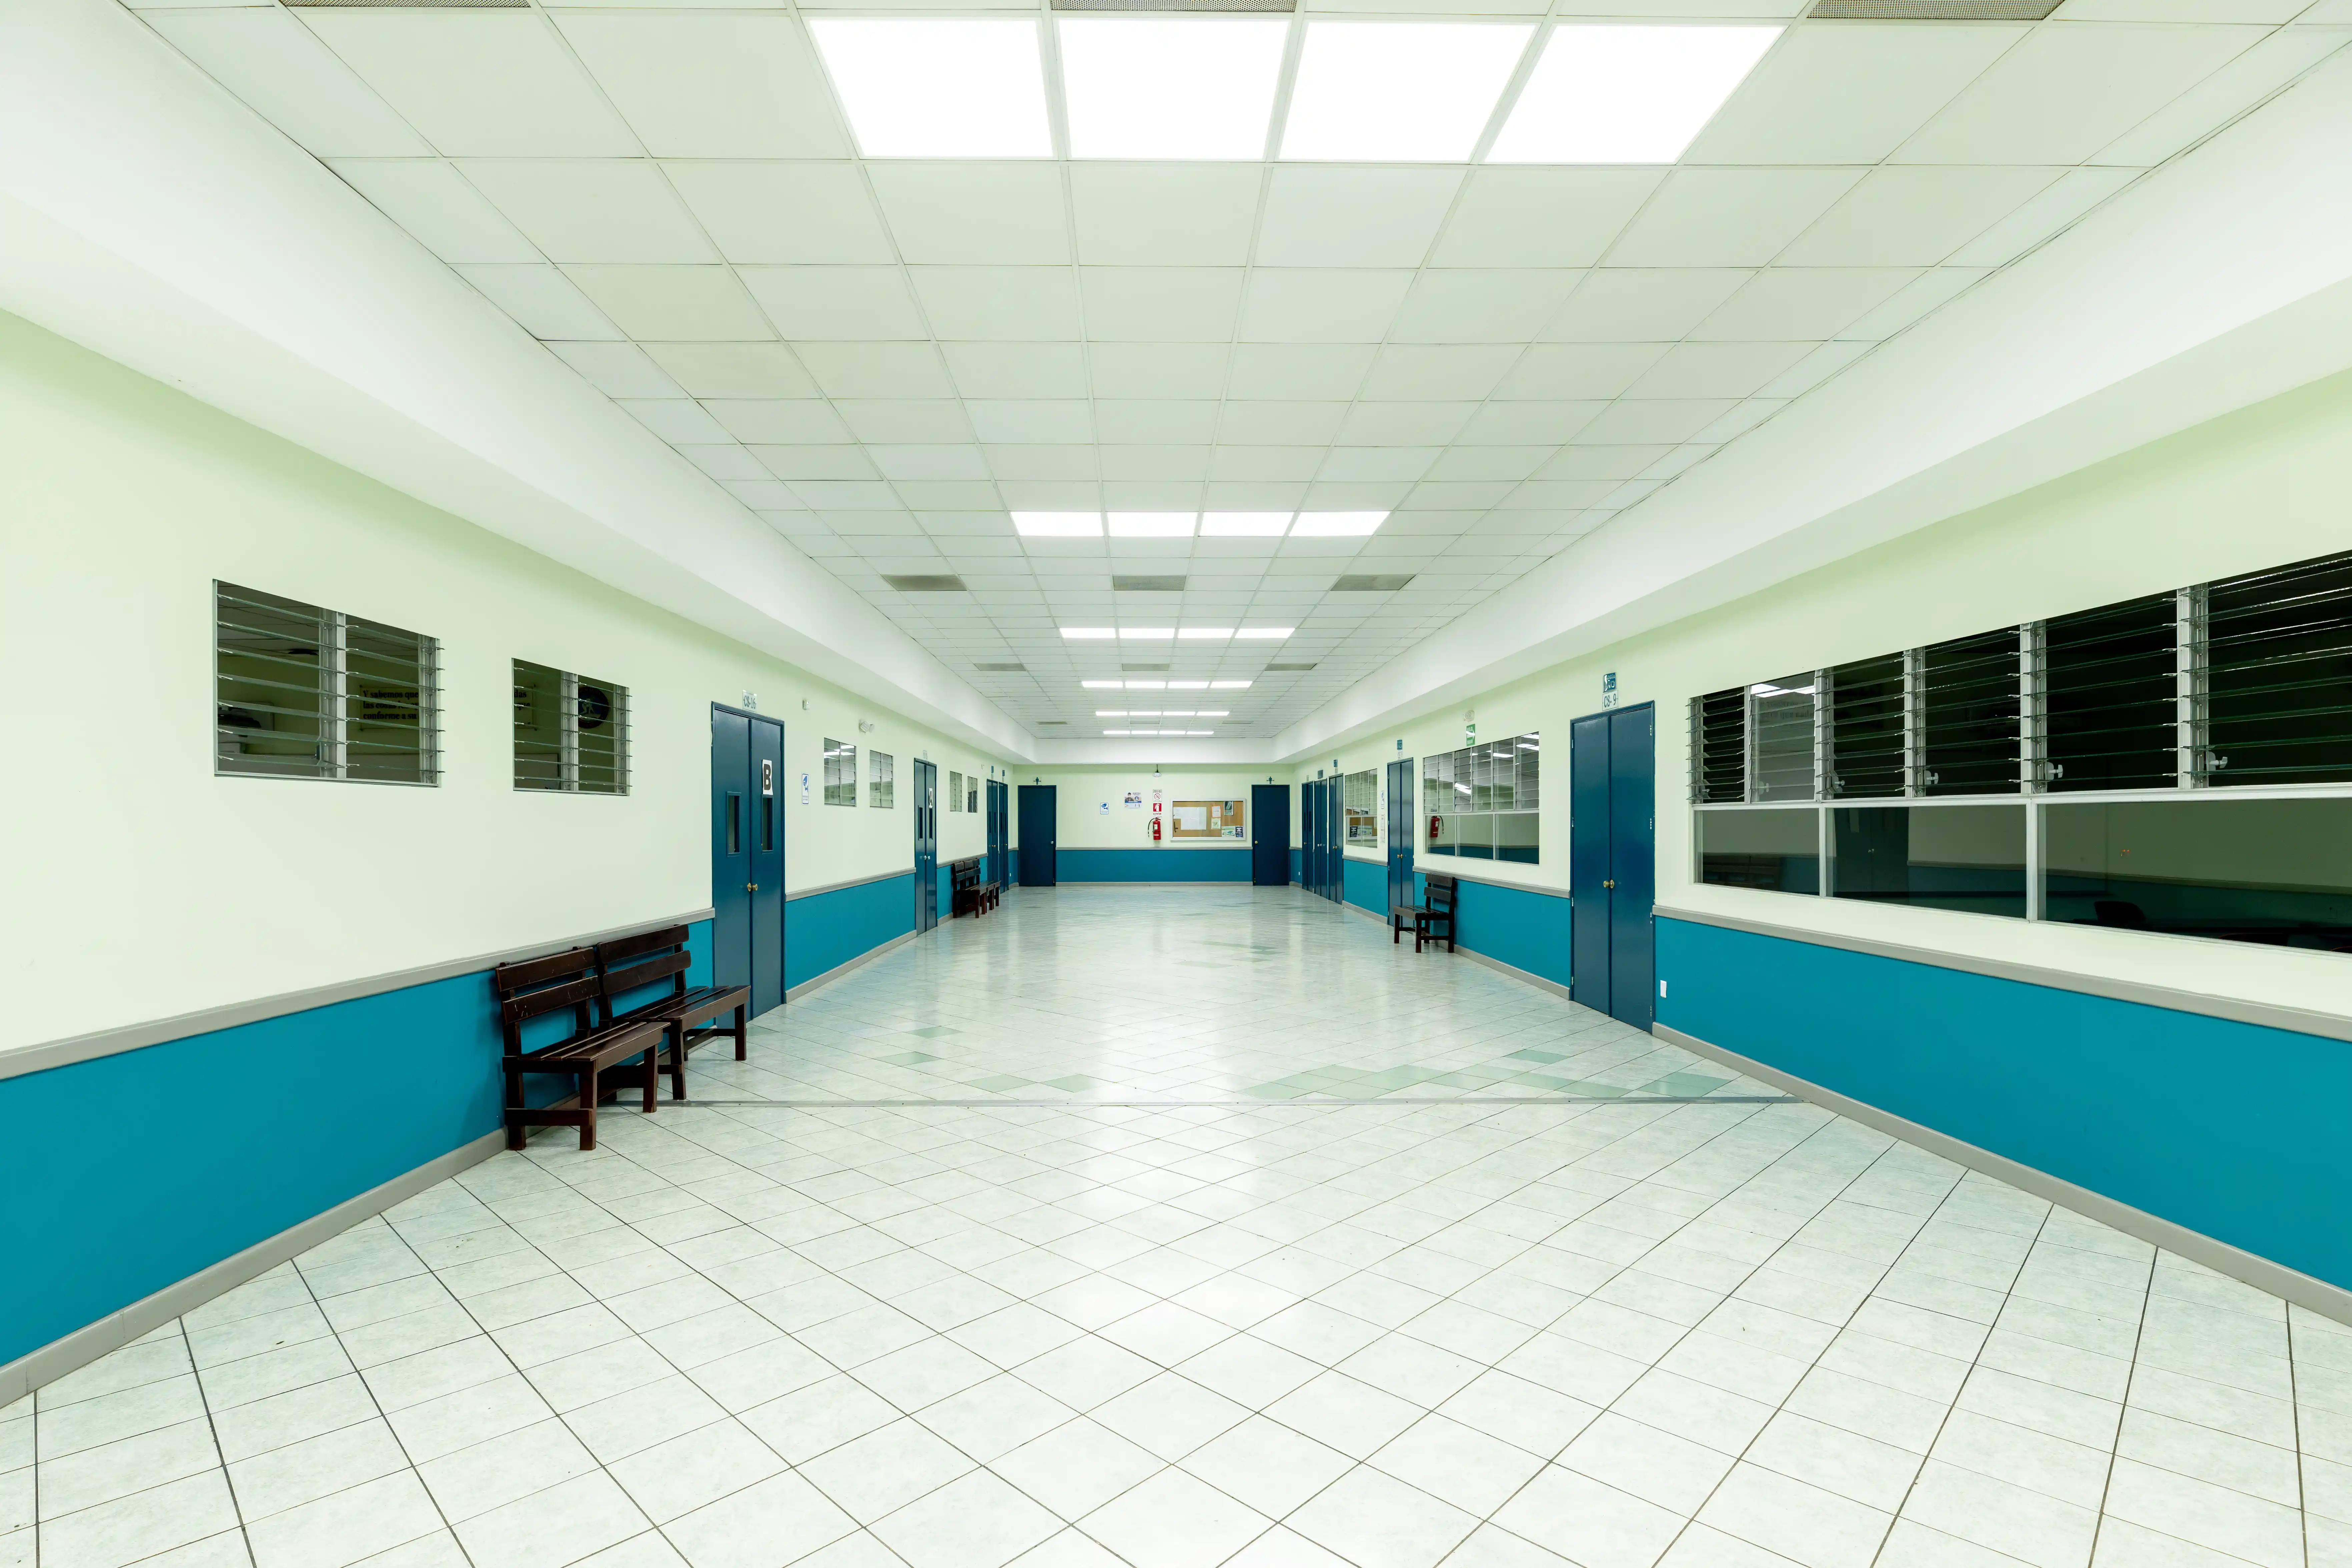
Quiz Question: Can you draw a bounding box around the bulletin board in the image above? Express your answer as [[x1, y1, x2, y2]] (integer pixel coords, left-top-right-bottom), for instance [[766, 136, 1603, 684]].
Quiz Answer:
[[1171, 799, 1246, 839]]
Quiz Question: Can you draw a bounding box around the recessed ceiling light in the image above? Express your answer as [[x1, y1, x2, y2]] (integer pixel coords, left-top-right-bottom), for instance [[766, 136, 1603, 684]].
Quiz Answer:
[[1189, 730, 1214, 736], [1061, 627, 1117, 639], [1198, 710, 1230, 717], [1292, 512, 1387, 537], [1178, 628, 1234, 640], [809, 18, 1052, 159], [1059, 17, 1287, 160], [1490, 25, 1778, 164], [1129, 710, 1163, 717], [1162, 710, 1195, 717], [1124, 679, 1167, 689], [1168, 681, 1210, 690], [1103, 729, 1130, 735], [1120, 628, 1175, 639], [1083, 680, 1122, 689], [1212, 680, 1253, 689], [1234, 628, 1293, 639], [1096, 710, 1127, 716], [1201, 512, 1293, 537], [1281, 22, 1533, 162], [1107, 512, 1197, 538], [1015, 511, 1103, 537]]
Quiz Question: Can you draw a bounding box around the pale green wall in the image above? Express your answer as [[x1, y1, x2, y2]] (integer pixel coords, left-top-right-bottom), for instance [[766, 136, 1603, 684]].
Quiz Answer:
[[0, 310, 1015, 1049], [1021, 765, 1296, 855]]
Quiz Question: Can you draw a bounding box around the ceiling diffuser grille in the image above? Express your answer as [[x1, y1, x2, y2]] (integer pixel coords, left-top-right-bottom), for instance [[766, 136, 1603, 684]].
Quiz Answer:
[[1806, 0, 2059, 16], [1053, 0, 1295, 11], [881, 574, 968, 592], [285, 0, 527, 8], [1112, 575, 1187, 593], [1332, 574, 1416, 592], [974, 662, 1027, 672], [1266, 662, 1317, 671]]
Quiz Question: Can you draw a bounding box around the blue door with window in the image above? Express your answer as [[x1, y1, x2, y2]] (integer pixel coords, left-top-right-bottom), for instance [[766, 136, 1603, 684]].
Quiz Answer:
[[1386, 758, 1415, 914], [1570, 704, 1655, 1028], [711, 707, 785, 1017], [986, 779, 1008, 890], [913, 759, 938, 933]]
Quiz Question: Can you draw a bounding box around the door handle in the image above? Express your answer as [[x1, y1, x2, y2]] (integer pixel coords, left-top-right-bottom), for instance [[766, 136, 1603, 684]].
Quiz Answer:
[[1603, 879, 1615, 889], [747, 882, 759, 893]]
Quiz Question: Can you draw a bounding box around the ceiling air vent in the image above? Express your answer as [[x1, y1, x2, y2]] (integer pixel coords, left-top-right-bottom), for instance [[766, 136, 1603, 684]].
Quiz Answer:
[[285, 0, 527, 8], [1122, 663, 1170, 672], [1112, 575, 1187, 593], [1266, 662, 1317, 671], [1036, 720, 1068, 726], [1805, 0, 2058, 15], [974, 662, 1027, 672], [882, 574, 968, 592], [1332, 574, 1416, 592], [1054, 0, 1293, 11]]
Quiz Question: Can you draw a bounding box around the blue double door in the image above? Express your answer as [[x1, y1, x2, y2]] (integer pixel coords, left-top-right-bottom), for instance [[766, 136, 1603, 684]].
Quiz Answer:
[[1301, 778, 1342, 902], [711, 707, 785, 1017], [1386, 758, 1415, 913], [1570, 704, 1656, 1029], [986, 780, 1009, 889], [913, 759, 938, 934]]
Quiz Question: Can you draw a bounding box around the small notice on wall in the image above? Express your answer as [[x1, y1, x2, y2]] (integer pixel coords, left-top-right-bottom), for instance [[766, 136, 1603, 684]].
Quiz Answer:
[[1171, 799, 1246, 839], [799, 772, 810, 805], [1124, 791, 1142, 808], [1098, 801, 1109, 814]]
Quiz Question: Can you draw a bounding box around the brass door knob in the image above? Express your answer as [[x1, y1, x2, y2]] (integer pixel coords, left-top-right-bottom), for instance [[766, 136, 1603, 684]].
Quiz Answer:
[[747, 882, 759, 892], [1603, 878, 1615, 889]]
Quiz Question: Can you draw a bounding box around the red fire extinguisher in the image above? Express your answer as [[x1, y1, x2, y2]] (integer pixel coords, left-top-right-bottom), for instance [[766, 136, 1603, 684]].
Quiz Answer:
[[1150, 814, 1162, 842], [1429, 814, 1442, 840]]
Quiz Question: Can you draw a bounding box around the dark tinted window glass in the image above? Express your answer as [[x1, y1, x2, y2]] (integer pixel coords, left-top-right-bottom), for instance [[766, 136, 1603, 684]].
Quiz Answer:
[[1831, 804, 2026, 917], [1695, 688, 1745, 803], [1830, 653, 1906, 799], [513, 660, 566, 792], [1699, 809, 1820, 893], [1922, 630, 2020, 795], [2206, 550, 2352, 786], [2046, 593, 2176, 791], [575, 678, 625, 795], [2044, 798, 2352, 950]]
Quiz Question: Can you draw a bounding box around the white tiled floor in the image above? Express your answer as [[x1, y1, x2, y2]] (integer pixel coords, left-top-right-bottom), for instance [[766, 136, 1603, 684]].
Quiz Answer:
[[13, 887, 2350, 1568]]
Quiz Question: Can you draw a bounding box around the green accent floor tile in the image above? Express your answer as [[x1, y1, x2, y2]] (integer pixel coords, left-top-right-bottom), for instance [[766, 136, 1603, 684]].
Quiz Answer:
[[1503, 1049, 1566, 1064], [1427, 1071, 1497, 1089], [877, 1051, 941, 1066], [908, 1025, 959, 1038], [1646, 1072, 1731, 1096], [965, 1074, 1031, 1091], [1562, 1079, 1632, 1098], [1041, 1075, 1109, 1093]]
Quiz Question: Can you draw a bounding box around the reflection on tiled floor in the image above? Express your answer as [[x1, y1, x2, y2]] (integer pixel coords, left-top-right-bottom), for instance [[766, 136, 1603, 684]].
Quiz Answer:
[[12, 888, 2349, 1568]]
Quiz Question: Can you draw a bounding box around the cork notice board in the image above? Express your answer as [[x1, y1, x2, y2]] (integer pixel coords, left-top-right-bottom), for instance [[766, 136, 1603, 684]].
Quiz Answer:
[[1170, 799, 1246, 839]]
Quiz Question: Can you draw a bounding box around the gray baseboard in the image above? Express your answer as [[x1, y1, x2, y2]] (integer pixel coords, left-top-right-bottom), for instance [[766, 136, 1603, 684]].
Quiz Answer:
[[784, 931, 916, 1003], [1451, 944, 1576, 1004], [1, 1126, 508, 1405], [1651, 1020, 2352, 1330]]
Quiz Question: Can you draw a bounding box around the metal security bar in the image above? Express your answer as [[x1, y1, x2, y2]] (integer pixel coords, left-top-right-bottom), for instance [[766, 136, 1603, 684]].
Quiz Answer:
[[513, 659, 628, 794], [216, 582, 439, 784]]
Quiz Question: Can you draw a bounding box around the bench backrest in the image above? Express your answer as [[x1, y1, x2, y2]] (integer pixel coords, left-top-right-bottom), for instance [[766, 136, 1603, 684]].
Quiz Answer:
[[594, 925, 692, 1018], [491, 948, 601, 1053], [1422, 873, 1458, 912], [951, 856, 982, 888]]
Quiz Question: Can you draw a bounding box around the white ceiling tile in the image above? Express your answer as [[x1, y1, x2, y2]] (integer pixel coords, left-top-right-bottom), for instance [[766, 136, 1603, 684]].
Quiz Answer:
[[679, 443, 770, 483], [1099, 447, 1212, 481], [664, 164, 895, 265], [908, 268, 1082, 341], [869, 446, 992, 482], [1537, 444, 1669, 479], [1946, 167, 2138, 266], [1091, 344, 1229, 400], [720, 479, 798, 511], [1605, 168, 1863, 267], [943, 344, 1092, 400], [151, 9, 429, 157], [705, 399, 853, 443], [792, 342, 956, 400], [1424, 447, 1552, 481], [1836, 268, 1988, 341], [738, 266, 926, 340], [566, 265, 771, 339], [330, 160, 536, 263], [1078, 270, 1246, 343], [1217, 403, 1352, 445], [1359, 346, 1519, 401], [1095, 402, 1222, 444], [617, 399, 731, 444], [548, 341, 686, 399], [755, 445, 880, 481], [459, 161, 712, 263], [644, 342, 819, 399], [553, 12, 848, 159], [1388, 270, 1581, 344], [867, 164, 1070, 265], [1896, 23, 2259, 164], [1492, 343, 1666, 400], [796, 481, 905, 511], [1428, 169, 1660, 269], [1777, 166, 2060, 267], [1625, 341, 1811, 399], [1068, 165, 1265, 266], [454, 264, 620, 339], [1540, 268, 1750, 343], [1212, 448, 1328, 481], [987, 445, 1100, 481], [1321, 448, 1441, 482], [1688, 268, 1919, 342], [1237, 270, 1414, 344], [1762, 340, 1871, 398], [1574, 400, 1734, 446], [1227, 344, 1376, 400], [965, 401, 1094, 443], [833, 402, 973, 443], [2093, 29, 2350, 164], [301, 10, 636, 157], [1254, 167, 1465, 268], [1337, 404, 1480, 445], [1455, 402, 1606, 443], [1687, 24, 2025, 164]]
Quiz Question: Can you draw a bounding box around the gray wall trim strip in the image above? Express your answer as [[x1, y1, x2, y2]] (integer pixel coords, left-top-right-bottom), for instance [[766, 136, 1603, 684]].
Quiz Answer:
[[0, 1125, 508, 1405], [1651, 1021, 2352, 1331], [1416, 864, 1566, 896], [784, 930, 916, 1002], [786, 869, 912, 901], [1, 908, 720, 1084], [1055, 880, 1250, 888], [1656, 904, 2352, 1044], [1451, 944, 1575, 1004]]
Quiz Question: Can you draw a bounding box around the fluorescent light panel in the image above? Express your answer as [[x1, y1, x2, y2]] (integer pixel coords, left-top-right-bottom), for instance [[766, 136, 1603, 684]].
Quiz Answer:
[[1490, 25, 1779, 164], [1120, 628, 1174, 639], [1235, 628, 1292, 639], [1058, 17, 1287, 160], [809, 18, 1052, 159], [1061, 627, 1116, 639], [1291, 512, 1387, 537], [1108, 512, 1196, 538], [1178, 628, 1233, 640], [1282, 22, 1533, 162], [1014, 511, 1103, 537], [1200, 512, 1292, 537]]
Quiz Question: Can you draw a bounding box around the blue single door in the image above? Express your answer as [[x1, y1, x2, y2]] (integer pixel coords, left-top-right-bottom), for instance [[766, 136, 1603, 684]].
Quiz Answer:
[[913, 759, 938, 932], [749, 718, 784, 1014], [1251, 783, 1289, 885], [1386, 758, 1415, 914], [987, 779, 1008, 889], [1569, 706, 1656, 1028], [1017, 785, 1056, 886], [712, 710, 752, 999]]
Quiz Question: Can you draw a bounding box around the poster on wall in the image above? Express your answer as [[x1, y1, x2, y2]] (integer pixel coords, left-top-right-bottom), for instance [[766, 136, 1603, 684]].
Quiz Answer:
[[1171, 800, 1246, 839], [1124, 791, 1141, 808]]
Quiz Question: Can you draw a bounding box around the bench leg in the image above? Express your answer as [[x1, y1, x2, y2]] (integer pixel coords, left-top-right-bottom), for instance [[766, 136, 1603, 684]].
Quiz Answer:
[[578, 1067, 599, 1151], [1392, 917, 1401, 945], [668, 1026, 687, 1101], [641, 1048, 657, 1115], [503, 1062, 526, 1151], [734, 1004, 747, 1061]]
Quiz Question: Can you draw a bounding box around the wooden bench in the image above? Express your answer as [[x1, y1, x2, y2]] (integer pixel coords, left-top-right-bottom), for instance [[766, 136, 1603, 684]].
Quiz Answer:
[[950, 855, 1000, 917], [594, 925, 751, 1099], [493, 949, 670, 1151], [1393, 872, 1458, 954]]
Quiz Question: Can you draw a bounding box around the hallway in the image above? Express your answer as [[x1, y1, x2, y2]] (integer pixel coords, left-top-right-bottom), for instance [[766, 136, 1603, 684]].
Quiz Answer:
[[14, 891, 2338, 1568]]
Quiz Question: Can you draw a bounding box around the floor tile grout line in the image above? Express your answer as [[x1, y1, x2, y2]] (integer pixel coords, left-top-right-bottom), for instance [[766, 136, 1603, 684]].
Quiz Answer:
[[171, 1317, 251, 1567], [2078, 1231, 2158, 1568], [2293, 1304, 2311, 1568]]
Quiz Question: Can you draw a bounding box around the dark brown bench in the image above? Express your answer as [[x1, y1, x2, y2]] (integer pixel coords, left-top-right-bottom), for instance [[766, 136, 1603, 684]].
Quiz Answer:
[[494, 949, 670, 1151], [950, 856, 999, 917], [594, 925, 751, 1099], [1393, 872, 1458, 953]]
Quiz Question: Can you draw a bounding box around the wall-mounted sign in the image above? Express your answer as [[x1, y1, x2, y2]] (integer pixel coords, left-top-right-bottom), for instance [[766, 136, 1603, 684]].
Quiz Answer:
[[1602, 671, 1619, 709], [1099, 801, 1110, 814], [1124, 791, 1142, 808], [798, 772, 810, 805], [761, 760, 774, 797]]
